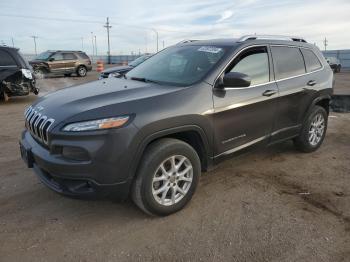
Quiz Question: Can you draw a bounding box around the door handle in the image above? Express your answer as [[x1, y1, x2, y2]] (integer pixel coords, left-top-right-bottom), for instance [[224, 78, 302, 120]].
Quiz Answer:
[[262, 90, 277, 97], [307, 80, 317, 86]]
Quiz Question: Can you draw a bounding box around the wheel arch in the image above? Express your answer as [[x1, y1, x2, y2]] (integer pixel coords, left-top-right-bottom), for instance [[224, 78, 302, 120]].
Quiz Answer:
[[129, 125, 212, 181], [303, 95, 331, 123]]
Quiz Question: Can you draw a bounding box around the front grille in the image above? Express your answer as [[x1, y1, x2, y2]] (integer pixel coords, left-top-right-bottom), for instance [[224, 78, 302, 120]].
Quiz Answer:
[[24, 106, 55, 145]]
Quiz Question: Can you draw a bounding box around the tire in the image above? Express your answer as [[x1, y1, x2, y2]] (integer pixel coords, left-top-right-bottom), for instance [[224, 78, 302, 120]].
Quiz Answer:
[[34, 68, 45, 79], [132, 138, 201, 216], [293, 106, 328, 153], [337, 65, 341, 73], [76, 66, 87, 77]]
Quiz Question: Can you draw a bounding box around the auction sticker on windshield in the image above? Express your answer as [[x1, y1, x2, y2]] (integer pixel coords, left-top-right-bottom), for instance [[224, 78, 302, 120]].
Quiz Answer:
[[198, 46, 223, 53]]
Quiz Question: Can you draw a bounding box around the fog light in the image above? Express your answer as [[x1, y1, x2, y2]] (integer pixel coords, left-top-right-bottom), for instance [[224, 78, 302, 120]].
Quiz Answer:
[[62, 146, 90, 161]]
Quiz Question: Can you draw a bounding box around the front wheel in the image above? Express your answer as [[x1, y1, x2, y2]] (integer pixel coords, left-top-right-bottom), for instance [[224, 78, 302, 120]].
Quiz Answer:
[[293, 106, 328, 152], [34, 68, 45, 79], [132, 138, 201, 216]]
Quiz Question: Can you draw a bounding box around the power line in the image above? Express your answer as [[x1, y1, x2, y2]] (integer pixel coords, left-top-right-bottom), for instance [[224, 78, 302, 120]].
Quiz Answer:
[[0, 13, 101, 24], [0, 13, 189, 34]]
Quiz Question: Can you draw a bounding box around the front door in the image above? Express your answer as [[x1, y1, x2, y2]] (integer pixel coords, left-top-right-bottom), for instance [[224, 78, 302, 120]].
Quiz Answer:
[[213, 46, 278, 157], [48, 53, 66, 73]]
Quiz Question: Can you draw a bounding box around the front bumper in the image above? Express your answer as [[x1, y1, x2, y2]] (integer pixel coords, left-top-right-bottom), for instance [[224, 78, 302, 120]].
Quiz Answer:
[[19, 128, 137, 199]]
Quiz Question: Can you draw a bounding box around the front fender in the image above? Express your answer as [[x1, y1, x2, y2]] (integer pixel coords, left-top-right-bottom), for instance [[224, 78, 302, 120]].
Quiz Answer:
[[127, 123, 212, 181]]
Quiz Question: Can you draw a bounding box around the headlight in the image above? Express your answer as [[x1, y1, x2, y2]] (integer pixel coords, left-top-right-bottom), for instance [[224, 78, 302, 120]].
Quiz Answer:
[[63, 116, 130, 132], [22, 69, 33, 79]]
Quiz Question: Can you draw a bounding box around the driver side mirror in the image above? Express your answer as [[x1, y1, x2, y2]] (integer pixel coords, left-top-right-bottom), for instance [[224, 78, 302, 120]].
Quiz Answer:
[[221, 72, 251, 88]]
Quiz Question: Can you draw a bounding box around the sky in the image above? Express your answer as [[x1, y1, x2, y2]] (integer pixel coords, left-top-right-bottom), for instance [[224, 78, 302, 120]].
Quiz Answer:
[[0, 0, 350, 55]]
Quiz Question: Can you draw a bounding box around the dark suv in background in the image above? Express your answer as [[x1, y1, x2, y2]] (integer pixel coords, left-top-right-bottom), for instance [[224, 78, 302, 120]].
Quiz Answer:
[[0, 46, 38, 101], [99, 54, 152, 79], [20, 35, 333, 216], [326, 57, 341, 73], [30, 50, 92, 78]]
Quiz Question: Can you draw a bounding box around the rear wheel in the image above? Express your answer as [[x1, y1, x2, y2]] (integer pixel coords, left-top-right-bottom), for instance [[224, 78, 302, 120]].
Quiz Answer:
[[293, 106, 328, 152], [77, 66, 87, 77], [132, 138, 201, 216]]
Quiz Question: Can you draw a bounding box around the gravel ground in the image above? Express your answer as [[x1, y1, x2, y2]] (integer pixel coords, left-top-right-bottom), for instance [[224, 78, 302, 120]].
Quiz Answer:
[[0, 70, 349, 262]]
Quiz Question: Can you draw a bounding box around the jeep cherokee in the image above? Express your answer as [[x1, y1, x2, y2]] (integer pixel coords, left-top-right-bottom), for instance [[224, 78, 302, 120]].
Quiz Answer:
[[20, 35, 333, 216]]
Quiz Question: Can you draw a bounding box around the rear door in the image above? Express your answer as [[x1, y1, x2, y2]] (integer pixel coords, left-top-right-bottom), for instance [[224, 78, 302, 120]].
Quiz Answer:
[[213, 46, 278, 157], [62, 52, 78, 73], [269, 45, 311, 141]]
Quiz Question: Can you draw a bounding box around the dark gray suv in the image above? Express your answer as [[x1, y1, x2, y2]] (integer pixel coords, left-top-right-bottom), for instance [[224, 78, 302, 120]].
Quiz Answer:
[[20, 35, 333, 216]]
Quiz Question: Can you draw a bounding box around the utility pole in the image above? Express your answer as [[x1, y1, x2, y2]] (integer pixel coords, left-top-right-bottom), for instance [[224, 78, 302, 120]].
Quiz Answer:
[[94, 35, 97, 56], [323, 37, 328, 51], [91, 32, 95, 57], [31, 36, 38, 55], [151, 28, 159, 52], [81, 37, 84, 50], [162, 40, 165, 49], [11, 37, 14, 48], [104, 17, 112, 64]]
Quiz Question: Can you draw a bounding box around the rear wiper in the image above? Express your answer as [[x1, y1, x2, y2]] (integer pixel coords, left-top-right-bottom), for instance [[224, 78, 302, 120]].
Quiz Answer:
[[130, 77, 160, 84]]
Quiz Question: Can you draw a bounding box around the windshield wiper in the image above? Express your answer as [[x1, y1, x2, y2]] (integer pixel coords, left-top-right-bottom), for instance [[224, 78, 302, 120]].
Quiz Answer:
[[130, 77, 160, 84]]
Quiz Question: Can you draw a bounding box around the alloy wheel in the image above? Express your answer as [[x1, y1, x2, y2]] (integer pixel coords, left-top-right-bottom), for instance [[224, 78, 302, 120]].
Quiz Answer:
[[308, 113, 325, 146], [152, 155, 193, 206]]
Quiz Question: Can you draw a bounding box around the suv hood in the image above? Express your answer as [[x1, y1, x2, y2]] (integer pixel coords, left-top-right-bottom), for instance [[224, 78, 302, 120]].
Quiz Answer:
[[31, 78, 182, 126], [102, 65, 132, 74], [29, 60, 47, 64]]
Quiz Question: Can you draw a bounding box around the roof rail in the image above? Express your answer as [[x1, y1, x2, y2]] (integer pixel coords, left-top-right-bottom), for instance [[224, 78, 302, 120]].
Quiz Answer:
[[238, 35, 307, 43]]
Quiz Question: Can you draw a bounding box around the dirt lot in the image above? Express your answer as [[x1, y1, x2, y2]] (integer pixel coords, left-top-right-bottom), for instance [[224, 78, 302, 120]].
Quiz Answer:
[[0, 71, 349, 262]]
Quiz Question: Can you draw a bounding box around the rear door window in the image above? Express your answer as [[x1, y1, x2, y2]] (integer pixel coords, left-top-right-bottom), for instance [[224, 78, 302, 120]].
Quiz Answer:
[[63, 53, 77, 60], [271, 46, 306, 80], [0, 50, 17, 66], [301, 49, 322, 72]]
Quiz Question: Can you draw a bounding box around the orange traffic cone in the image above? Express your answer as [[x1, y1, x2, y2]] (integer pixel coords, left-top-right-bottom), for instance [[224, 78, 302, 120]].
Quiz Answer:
[[96, 61, 104, 72]]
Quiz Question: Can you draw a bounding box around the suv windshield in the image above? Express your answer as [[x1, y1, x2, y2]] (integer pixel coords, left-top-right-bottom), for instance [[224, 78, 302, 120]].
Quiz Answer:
[[35, 51, 53, 60], [129, 55, 149, 67], [126, 45, 228, 86]]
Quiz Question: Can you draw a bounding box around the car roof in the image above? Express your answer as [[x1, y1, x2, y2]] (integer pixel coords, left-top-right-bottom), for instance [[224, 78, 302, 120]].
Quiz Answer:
[[0, 45, 19, 52], [46, 50, 86, 53]]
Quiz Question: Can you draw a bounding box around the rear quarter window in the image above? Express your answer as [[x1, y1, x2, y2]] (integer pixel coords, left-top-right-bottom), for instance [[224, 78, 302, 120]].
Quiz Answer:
[[271, 46, 306, 80], [301, 49, 322, 72], [0, 50, 17, 67], [78, 52, 90, 59]]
